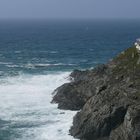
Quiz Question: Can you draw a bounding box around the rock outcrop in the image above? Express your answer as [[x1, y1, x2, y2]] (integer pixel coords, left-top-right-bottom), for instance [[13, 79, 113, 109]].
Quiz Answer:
[[52, 45, 140, 140], [52, 65, 110, 110]]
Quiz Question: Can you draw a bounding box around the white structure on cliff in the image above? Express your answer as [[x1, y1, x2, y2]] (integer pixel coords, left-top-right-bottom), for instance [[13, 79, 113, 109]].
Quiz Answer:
[[135, 38, 140, 51]]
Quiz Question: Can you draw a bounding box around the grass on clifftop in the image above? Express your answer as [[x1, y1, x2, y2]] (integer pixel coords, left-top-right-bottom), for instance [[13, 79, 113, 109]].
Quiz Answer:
[[112, 46, 140, 75]]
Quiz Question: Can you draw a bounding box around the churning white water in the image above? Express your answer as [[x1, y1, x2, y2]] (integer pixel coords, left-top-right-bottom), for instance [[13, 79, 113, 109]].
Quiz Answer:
[[0, 72, 77, 140]]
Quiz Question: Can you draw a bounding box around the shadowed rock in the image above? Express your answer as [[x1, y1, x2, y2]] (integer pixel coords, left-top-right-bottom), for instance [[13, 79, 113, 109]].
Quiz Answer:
[[52, 64, 109, 110], [52, 46, 140, 140]]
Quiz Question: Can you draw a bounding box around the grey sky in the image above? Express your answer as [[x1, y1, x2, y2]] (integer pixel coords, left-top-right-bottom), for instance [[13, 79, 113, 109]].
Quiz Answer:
[[0, 0, 140, 19]]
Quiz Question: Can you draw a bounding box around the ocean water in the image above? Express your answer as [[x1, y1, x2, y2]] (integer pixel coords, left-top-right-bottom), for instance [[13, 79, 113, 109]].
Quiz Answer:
[[0, 19, 140, 140]]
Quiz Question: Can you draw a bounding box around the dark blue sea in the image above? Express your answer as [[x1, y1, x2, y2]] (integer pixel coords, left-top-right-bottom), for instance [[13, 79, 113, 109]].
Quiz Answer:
[[0, 19, 140, 140]]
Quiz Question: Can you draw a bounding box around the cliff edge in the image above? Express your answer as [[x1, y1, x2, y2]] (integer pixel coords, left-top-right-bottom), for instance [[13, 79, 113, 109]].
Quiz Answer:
[[52, 44, 140, 140]]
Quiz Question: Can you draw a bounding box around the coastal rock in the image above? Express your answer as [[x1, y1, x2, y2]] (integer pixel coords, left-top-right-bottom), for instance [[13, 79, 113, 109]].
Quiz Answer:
[[52, 64, 109, 110], [52, 83, 88, 110], [70, 88, 131, 140], [110, 105, 140, 140], [52, 45, 140, 139]]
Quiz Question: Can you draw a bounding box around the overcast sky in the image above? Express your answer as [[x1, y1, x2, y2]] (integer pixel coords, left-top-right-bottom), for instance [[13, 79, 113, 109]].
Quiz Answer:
[[0, 0, 140, 19]]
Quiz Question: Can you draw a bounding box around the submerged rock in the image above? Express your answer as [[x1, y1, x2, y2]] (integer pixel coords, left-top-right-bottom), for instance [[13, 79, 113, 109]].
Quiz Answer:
[[52, 45, 140, 140]]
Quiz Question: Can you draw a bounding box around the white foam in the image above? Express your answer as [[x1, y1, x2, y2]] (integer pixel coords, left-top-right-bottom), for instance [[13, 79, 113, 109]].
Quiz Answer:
[[30, 63, 76, 67], [49, 51, 58, 54], [0, 72, 78, 140], [14, 51, 21, 53], [6, 64, 19, 68], [0, 62, 13, 65], [6, 63, 76, 68]]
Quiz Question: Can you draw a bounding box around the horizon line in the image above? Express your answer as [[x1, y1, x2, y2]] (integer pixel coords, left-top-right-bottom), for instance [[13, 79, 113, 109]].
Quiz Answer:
[[0, 17, 140, 20]]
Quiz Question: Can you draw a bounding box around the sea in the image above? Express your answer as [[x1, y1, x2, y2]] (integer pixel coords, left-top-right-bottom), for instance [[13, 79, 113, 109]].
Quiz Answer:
[[0, 19, 140, 140]]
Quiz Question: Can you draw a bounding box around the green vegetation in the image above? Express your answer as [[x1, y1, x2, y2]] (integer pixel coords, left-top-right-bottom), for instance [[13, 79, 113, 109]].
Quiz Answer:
[[112, 46, 140, 75]]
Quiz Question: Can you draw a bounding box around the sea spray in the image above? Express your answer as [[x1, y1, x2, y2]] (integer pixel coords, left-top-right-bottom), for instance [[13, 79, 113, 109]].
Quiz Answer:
[[0, 72, 77, 140]]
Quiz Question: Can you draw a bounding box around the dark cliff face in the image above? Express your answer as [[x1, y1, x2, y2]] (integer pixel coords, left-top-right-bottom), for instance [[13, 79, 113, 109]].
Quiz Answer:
[[52, 65, 109, 110], [52, 46, 140, 140]]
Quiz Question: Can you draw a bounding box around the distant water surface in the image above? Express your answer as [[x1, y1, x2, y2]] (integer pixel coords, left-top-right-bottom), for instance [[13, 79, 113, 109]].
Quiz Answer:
[[0, 19, 140, 140]]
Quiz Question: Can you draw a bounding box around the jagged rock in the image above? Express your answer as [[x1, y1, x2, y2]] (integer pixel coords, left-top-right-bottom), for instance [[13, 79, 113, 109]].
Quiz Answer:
[[52, 45, 140, 139], [70, 88, 130, 140], [52, 64, 109, 110], [52, 83, 88, 110], [110, 105, 140, 140]]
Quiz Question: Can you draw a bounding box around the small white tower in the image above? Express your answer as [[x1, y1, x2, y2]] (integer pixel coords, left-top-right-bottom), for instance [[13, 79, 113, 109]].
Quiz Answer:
[[135, 39, 140, 64], [135, 38, 140, 51]]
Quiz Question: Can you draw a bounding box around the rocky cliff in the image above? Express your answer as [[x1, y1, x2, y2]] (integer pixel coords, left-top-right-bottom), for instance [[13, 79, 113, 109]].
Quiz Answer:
[[52, 45, 140, 140]]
